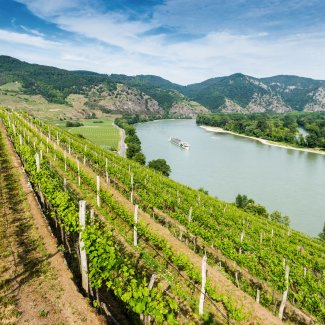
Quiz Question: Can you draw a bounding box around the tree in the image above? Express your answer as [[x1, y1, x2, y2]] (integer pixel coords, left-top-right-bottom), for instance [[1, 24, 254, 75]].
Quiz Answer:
[[245, 202, 268, 219], [319, 222, 325, 241], [270, 210, 282, 223], [235, 194, 254, 209], [133, 152, 146, 165], [148, 159, 171, 177], [198, 187, 209, 195], [270, 211, 290, 226], [126, 143, 141, 159]]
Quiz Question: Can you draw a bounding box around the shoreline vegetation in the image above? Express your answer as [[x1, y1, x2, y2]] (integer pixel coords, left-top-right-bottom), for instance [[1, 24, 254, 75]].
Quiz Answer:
[[200, 125, 325, 156]]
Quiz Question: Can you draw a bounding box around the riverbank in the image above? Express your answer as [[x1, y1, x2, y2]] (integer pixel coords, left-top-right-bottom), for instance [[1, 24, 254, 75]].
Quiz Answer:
[[200, 125, 325, 156]]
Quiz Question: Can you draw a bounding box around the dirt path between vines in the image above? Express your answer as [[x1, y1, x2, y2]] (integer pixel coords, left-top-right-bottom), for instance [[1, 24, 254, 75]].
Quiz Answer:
[[108, 187, 283, 325], [0, 123, 105, 325]]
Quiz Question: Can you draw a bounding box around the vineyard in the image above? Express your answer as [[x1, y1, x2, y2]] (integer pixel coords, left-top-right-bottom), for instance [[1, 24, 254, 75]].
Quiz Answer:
[[0, 107, 324, 324]]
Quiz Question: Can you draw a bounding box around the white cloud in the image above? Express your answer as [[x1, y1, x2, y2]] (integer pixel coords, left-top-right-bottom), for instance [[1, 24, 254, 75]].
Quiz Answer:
[[0, 29, 60, 48], [20, 25, 45, 37], [15, 0, 85, 18], [4, 1, 325, 83]]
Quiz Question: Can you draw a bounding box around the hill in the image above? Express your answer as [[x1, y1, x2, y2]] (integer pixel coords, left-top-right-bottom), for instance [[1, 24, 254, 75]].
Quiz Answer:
[[1, 55, 325, 116], [122, 73, 325, 113], [0, 56, 207, 118]]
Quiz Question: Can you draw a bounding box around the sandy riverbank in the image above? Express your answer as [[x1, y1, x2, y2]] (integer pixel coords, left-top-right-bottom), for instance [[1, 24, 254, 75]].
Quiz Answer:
[[200, 125, 325, 156]]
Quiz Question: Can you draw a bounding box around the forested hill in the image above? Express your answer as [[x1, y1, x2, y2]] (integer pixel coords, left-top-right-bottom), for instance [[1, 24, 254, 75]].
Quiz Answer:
[[0, 55, 113, 104], [118, 73, 325, 113], [1, 55, 325, 115], [0, 55, 207, 117]]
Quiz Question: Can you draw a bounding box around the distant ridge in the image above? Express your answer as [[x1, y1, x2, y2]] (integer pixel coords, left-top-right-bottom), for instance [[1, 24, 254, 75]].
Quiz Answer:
[[1, 55, 325, 114]]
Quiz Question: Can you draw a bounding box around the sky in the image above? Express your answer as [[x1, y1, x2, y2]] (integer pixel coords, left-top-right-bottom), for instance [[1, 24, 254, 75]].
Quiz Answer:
[[0, 0, 325, 84]]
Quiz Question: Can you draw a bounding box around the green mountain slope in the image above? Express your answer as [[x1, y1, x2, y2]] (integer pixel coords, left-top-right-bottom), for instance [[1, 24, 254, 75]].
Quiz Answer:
[[1, 55, 325, 114], [0, 56, 115, 104], [109, 74, 185, 112], [261, 75, 325, 111], [109, 72, 325, 113], [0, 56, 207, 117]]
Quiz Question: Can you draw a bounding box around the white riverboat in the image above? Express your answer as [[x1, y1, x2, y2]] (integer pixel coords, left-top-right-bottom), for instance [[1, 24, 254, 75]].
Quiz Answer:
[[169, 137, 190, 149]]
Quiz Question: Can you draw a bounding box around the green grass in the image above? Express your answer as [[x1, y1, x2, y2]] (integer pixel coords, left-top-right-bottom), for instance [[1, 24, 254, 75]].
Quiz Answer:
[[57, 119, 120, 151]]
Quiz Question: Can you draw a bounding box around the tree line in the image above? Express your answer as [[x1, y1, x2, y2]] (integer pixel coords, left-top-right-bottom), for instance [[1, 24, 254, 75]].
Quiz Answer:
[[235, 194, 290, 226], [197, 112, 325, 149], [115, 115, 171, 176]]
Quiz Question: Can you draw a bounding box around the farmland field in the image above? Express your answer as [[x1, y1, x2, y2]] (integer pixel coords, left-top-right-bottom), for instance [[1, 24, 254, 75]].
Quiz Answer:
[[57, 119, 120, 151]]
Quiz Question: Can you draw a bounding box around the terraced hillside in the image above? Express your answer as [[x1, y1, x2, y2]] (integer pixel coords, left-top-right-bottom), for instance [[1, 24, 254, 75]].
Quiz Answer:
[[1, 107, 324, 324], [0, 115, 103, 324]]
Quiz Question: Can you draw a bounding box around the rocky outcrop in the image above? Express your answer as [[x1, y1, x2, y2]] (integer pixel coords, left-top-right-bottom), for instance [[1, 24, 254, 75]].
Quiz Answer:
[[169, 101, 209, 117], [220, 94, 292, 114], [221, 99, 245, 113], [94, 84, 162, 114], [68, 83, 207, 117], [304, 88, 325, 112], [246, 93, 292, 113]]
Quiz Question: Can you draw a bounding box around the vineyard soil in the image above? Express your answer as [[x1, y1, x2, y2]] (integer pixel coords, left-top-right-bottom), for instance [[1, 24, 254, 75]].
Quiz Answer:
[[0, 123, 105, 325]]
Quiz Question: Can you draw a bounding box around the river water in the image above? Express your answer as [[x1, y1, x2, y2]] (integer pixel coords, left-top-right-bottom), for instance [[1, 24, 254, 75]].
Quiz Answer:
[[136, 119, 325, 237]]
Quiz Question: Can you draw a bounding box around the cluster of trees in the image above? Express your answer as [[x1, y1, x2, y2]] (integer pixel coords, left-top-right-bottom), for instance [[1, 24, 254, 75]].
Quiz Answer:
[[148, 159, 171, 177], [197, 112, 325, 149], [115, 116, 146, 165], [298, 113, 325, 148], [319, 223, 325, 241], [235, 194, 290, 226], [65, 121, 83, 127], [115, 115, 172, 176]]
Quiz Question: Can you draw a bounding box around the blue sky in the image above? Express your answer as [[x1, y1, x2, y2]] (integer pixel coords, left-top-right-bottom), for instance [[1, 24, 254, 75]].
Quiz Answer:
[[0, 0, 324, 84]]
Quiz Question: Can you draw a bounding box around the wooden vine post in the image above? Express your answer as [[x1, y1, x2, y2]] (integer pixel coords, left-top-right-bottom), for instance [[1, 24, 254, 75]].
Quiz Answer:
[[134, 205, 138, 246], [143, 274, 157, 324], [64, 150, 67, 171], [188, 206, 193, 223], [77, 158, 81, 186], [105, 158, 109, 185], [278, 265, 290, 320], [35, 153, 40, 172], [130, 173, 134, 204], [256, 289, 260, 304], [239, 231, 244, 254], [79, 200, 89, 294], [199, 252, 207, 315], [96, 175, 100, 207], [90, 209, 94, 225]]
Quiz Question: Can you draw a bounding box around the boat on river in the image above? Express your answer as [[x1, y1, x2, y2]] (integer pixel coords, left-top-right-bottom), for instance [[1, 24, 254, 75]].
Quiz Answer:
[[169, 137, 190, 149]]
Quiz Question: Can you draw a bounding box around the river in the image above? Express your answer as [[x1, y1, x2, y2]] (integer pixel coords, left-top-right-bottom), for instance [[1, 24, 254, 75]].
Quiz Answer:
[[136, 119, 325, 237]]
